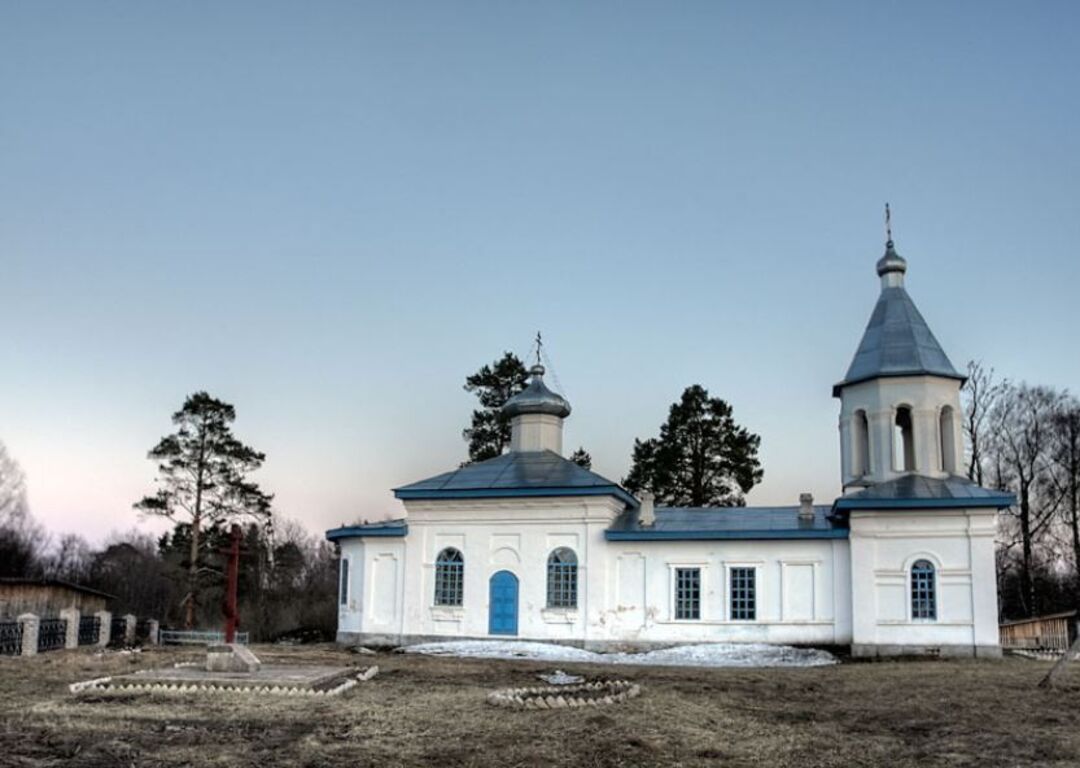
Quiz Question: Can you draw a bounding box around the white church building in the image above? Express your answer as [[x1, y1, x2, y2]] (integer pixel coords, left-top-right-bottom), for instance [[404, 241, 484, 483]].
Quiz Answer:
[[327, 233, 1013, 657]]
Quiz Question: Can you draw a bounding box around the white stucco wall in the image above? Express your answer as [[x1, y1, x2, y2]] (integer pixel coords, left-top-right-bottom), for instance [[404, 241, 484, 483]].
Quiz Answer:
[[336, 496, 852, 649], [848, 508, 1000, 657]]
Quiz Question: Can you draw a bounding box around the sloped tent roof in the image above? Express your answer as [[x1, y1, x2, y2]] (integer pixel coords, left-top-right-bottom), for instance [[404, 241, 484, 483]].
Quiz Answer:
[[833, 284, 965, 396], [606, 505, 847, 540], [393, 450, 637, 506], [832, 475, 1014, 511]]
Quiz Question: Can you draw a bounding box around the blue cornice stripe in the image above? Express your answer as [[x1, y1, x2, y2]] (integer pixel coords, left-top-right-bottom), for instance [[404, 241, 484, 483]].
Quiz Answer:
[[605, 528, 849, 541], [394, 485, 638, 507], [832, 496, 1014, 511], [325, 524, 408, 541]]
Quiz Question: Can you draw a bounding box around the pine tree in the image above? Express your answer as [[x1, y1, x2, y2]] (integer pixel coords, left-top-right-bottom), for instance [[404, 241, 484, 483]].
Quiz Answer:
[[462, 353, 530, 462], [624, 385, 763, 507], [135, 392, 272, 628]]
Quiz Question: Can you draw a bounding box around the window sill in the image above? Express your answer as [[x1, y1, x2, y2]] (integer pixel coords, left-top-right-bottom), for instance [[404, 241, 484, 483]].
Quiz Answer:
[[541, 608, 579, 624], [430, 606, 464, 621]]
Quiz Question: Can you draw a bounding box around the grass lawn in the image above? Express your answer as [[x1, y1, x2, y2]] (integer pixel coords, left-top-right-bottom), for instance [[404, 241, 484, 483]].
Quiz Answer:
[[2, 644, 1079, 767]]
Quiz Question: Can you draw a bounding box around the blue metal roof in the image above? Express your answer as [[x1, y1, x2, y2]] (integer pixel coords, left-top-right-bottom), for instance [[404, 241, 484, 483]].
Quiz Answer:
[[833, 281, 964, 396], [605, 505, 848, 541], [833, 475, 1014, 511], [394, 450, 637, 507], [325, 519, 408, 541]]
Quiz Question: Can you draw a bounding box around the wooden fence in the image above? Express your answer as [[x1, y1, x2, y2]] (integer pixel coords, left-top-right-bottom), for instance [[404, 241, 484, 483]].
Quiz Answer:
[[999, 611, 1078, 652]]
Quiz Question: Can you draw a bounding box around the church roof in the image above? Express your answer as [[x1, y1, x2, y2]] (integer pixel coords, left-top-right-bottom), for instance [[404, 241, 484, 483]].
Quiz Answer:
[[605, 505, 847, 541], [832, 279, 964, 396], [394, 450, 636, 506], [832, 475, 1014, 511]]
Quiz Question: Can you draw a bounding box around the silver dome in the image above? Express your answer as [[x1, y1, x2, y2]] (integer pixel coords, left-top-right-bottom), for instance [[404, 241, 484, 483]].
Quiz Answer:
[[876, 240, 908, 277], [502, 364, 571, 418]]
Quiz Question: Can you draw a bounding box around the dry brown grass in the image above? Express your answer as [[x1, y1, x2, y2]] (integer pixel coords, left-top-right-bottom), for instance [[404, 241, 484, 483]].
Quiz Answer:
[[2, 644, 1080, 767]]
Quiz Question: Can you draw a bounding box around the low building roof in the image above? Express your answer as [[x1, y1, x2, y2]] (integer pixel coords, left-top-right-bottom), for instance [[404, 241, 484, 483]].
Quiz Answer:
[[0, 578, 116, 601], [605, 505, 847, 541], [393, 450, 637, 506], [325, 519, 408, 542], [833, 475, 1015, 511]]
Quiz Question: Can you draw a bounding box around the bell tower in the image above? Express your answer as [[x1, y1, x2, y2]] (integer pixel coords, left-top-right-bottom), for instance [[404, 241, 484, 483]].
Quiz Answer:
[[834, 209, 966, 489]]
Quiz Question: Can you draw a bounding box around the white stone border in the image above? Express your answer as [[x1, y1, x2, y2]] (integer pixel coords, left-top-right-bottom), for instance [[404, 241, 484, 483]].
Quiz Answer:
[[69, 666, 378, 698], [487, 679, 641, 709]]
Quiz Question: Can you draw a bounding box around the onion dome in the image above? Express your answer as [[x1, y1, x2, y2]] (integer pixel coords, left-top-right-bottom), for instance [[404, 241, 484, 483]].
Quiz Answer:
[[876, 239, 908, 277], [502, 364, 571, 419]]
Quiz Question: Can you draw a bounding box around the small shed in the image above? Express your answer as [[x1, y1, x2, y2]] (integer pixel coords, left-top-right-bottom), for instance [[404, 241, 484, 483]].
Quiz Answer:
[[0, 578, 115, 618]]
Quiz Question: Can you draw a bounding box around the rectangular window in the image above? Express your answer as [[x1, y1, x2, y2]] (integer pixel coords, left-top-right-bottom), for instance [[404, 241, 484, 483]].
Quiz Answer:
[[730, 567, 756, 620], [675, 568, 701, 620], [911, 563, 937, 620], [339, 558, 349, 606]]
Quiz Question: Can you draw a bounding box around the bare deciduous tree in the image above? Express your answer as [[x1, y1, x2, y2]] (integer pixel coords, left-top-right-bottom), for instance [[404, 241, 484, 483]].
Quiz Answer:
[[962, 360, 1004, 485], [988, 383, 1066, 615], [0, 440, 47, 577]]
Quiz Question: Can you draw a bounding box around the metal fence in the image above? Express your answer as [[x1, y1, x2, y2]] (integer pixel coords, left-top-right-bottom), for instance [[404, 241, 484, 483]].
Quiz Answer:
[[0, 620, 22, 656], [37, 618, 67, 652], [159, 629, 249, 646], [78, 615, 101, 646]]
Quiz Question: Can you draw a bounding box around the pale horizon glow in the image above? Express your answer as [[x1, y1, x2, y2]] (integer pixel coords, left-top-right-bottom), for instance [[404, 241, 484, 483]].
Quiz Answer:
[[2, 2, 1078, 545]]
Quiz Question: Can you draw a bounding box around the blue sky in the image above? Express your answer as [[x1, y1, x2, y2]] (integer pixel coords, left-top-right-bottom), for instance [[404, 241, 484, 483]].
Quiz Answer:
[[2, 1, 1077, 542]]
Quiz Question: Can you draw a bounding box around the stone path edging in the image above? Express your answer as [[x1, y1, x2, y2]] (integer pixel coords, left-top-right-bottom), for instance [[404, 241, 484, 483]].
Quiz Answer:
[[487, 679, 641, 709]]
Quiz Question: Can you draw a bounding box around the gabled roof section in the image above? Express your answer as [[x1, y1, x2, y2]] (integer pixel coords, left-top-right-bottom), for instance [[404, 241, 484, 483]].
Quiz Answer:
[[833, 285, 964, 396], [606, 505, 847, 541], [394, 450, 637, 506], [832, 475, 1014, 511]]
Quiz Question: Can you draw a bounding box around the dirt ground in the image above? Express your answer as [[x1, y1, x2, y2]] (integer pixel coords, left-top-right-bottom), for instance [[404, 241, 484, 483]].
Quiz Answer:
[[2, 645, 1080, 767]]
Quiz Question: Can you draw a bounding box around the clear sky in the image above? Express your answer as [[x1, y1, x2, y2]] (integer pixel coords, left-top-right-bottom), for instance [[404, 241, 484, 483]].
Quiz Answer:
[[2, 1, 1078, 543]]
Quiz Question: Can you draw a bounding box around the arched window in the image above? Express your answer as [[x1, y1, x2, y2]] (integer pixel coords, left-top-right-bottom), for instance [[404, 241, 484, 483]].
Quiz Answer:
[[853, 409, 871, 477], [894, 406, 916, 472], [940, 406, 957, 474], [546, 548, 578, 609], [911, 560, 936, 620], [339, 558, 349, 606], [434, 548, 464, 607]]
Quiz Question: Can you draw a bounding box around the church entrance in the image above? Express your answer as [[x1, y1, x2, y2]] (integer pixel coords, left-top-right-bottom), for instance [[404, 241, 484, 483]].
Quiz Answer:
[[488, 571, 518, 636]]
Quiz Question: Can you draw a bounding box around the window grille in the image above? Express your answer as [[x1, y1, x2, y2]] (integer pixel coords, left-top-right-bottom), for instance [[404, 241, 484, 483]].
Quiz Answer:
[[435, 548, 464, 606], [730, 567, 756, 620], [546, 548, 578, 609], [339, 558, 349, 606], [911, 560, 937, 620], [675, 568, 701, 620]]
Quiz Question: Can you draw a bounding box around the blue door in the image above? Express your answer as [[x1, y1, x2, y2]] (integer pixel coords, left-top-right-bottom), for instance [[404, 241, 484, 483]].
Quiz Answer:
[[488, 571, 519, 636]]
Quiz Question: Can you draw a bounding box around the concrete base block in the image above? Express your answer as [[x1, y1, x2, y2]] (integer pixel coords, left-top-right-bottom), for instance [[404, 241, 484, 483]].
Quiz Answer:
[[851, 643, 1002, 659], [206, 643, 261, 673]]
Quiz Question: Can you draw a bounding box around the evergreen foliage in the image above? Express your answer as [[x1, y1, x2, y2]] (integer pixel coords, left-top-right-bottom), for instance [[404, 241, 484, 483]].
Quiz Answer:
[[624, 385, 763, 507]]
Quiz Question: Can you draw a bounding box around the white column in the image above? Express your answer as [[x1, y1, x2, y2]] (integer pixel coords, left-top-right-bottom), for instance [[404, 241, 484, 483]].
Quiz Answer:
[[60, 608, 79, 649], [145, 619, 160, 645], [123, 614, 137, 645], [17, 613, 39, 657], [96, 610, 112, 648]]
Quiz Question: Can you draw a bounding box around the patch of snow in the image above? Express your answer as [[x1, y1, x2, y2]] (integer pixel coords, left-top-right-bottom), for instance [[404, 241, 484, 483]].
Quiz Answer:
[[402, 640, 836, 668], [538, 669, 585, 685]]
